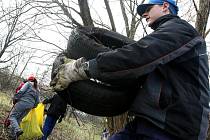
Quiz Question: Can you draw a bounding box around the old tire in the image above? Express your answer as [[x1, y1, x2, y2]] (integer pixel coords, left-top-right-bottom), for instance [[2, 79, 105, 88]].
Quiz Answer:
[[59, 80, 136, 117], [53, 27, 137, 116], [66, 26, 135, 60]]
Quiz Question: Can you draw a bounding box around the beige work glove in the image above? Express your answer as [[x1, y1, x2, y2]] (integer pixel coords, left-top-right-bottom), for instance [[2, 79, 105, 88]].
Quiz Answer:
[[50, 57, 89, 91]]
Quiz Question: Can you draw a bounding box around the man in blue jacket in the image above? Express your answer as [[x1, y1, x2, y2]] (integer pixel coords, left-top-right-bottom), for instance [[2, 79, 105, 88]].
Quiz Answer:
[[50, 0, 210, 139]]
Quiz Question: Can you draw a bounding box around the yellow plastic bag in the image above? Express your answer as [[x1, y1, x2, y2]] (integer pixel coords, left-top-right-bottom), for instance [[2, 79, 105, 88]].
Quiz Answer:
[[19, 103, 44, 140], [35, 103, 45, 128]]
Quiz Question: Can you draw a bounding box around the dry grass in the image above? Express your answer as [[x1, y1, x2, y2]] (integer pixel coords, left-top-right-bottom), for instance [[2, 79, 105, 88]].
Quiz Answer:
[[48, 118, 102, 140], [0, 92, 12, 140]]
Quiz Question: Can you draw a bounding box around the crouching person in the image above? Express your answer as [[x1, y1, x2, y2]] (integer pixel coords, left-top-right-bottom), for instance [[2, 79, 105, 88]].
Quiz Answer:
[[42, 94, 67, 140]]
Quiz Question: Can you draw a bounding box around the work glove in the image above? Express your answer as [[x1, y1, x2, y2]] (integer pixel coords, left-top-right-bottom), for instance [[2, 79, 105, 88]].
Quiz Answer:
[[51, 53, 71, 80], [50, 57, 89, 91]]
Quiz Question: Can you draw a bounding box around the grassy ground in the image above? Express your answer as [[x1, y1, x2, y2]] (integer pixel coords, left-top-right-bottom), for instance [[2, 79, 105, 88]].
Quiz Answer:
[[0, 92, 12, 140], [49, 118, 101, 140], [0, 92, 102, 140]]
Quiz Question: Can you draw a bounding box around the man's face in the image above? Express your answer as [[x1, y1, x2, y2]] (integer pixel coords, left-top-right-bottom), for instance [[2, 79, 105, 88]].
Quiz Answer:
[[142, 2, 170, 26]]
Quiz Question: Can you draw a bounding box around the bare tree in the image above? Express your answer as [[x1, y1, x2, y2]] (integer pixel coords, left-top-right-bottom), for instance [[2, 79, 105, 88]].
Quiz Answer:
[[6, 48, 25, 86], [194, 0, 210, 37], [120, 0, 145, 39], [0, 0, 67, 90], [0, 0, 37, 61]]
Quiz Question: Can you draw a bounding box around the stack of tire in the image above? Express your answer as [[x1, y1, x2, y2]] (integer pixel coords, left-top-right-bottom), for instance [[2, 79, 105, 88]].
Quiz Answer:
[[51, 27, 137, 117]]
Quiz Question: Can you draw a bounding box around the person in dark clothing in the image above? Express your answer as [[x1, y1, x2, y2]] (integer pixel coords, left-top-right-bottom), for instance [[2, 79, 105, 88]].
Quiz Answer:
[[41, 94, 67, 140], [50, 0, 210, 139]]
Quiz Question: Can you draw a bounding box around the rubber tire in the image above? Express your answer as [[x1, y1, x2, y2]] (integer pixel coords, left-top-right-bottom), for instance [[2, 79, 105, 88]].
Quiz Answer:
[[53, 27, 137, 116], [58, 80, 136, 117], [51, 52, 66, 80], [66, 26, 135, 60]]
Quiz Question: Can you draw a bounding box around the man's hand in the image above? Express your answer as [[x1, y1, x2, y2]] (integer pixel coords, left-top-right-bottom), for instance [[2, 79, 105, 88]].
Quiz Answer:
[[50, 57, 89, 91]]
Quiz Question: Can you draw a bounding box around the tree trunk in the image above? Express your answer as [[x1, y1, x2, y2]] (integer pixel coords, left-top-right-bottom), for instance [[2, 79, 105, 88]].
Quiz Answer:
[[78, 0, 94, 26], [195, 0, 210, 37]]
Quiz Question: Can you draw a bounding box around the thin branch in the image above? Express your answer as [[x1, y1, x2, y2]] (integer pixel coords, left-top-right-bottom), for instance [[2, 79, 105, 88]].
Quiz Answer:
[[205, 28, 210, 38], [53, 0, 82, 27], [120, 0, 129, 37], [29, 62, 52, 66], [104, 0, 116, 31], [26, 46, 58, 54], [140, 20, 148, 36], [192, 0, 199, 13], [0, 52, 23, 63]]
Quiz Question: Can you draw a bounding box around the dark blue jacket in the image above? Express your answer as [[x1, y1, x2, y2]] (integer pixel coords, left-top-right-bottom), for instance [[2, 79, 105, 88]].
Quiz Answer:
[[88, 15, 210, 140]]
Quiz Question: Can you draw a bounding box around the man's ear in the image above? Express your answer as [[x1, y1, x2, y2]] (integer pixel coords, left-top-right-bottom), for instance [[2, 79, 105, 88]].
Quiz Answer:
[[162, 2, 170, 13]]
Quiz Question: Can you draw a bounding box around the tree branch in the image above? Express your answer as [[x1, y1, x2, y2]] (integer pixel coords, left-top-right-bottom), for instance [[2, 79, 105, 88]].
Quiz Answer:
[[120, 0, 129, 37], [78, 0, 94, 26], [104, 0, 116, 31], [192, 0, 199, 13], [53, 0, 82, 27], [205, 28, 210, 38]]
